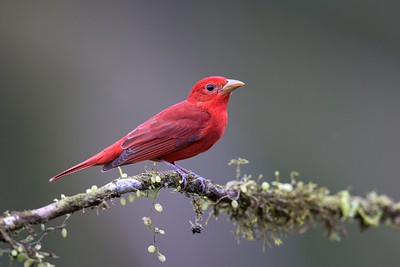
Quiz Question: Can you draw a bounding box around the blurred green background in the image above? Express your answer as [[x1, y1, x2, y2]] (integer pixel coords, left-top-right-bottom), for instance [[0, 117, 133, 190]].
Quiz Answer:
[[1, 1, 399, 266]]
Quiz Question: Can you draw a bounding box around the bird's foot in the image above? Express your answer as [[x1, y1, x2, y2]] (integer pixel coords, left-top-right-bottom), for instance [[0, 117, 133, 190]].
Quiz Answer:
[[172, 168, 207, 190], [161, 160, 207, 191], [187, 172, 207, 191], [173, 167, 190, 187]]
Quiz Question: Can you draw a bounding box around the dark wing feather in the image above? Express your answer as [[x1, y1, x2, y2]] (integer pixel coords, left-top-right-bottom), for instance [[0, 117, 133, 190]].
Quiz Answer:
[[102, 102, 211, 171]]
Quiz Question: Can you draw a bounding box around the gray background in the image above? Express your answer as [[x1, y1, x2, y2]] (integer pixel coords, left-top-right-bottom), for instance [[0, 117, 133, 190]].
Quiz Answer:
[[1, 1, 399, 266]]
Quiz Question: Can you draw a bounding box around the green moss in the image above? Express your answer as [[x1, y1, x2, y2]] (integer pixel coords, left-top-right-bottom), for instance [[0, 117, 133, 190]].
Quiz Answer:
[[203, 164, 400, 249]]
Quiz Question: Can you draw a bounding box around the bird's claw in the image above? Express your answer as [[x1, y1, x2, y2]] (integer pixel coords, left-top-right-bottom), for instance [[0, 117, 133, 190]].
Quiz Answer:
[[190, 173, 207, 192], [174, 168, 189, 187], [160, 160, 207, 192], [175, 170, 206, 192]]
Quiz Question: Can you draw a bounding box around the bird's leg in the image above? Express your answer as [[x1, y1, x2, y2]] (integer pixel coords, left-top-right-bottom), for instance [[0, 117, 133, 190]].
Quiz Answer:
[[174, 164, 207, 190], [160, 160, 206, 190], [161, 160, 189, 185]]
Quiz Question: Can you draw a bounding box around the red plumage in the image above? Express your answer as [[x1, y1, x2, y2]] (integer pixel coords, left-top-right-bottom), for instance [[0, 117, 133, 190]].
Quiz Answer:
[[50, 76, 244, 181]]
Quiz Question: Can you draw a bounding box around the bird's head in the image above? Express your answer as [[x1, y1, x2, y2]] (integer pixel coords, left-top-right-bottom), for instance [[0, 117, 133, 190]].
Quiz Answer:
[[187, 76, 245, 106]]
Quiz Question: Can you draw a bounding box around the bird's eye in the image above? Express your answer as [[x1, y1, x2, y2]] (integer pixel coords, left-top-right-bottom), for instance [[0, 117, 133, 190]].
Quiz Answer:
[[206, 84, 215, 91]]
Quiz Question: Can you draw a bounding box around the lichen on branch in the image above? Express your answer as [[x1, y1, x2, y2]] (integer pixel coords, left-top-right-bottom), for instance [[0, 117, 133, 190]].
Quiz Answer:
[[1, 163, 400, 264]]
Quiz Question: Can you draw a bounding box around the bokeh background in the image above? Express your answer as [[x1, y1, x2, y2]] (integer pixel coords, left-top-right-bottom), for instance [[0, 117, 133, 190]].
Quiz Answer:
[[1, 1, 399, 266]]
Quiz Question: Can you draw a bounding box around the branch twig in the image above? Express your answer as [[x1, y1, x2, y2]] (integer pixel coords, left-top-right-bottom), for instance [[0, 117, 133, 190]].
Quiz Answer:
[[1, 169, 400, 263]]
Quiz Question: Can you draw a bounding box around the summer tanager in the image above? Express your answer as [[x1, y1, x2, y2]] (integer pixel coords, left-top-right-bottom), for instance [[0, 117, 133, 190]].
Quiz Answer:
[[50, 76, 244, 182]]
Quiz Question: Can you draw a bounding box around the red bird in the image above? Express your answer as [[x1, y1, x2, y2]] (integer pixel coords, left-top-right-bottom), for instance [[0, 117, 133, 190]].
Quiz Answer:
[[50, 76, 245, 183]]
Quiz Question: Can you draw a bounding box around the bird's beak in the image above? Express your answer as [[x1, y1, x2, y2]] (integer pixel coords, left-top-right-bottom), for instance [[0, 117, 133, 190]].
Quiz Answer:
[[221, 79, 245, 94]]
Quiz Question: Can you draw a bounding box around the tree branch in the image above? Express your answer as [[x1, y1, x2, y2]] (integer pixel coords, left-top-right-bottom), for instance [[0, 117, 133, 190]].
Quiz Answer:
[[1, 168, 400, 264]]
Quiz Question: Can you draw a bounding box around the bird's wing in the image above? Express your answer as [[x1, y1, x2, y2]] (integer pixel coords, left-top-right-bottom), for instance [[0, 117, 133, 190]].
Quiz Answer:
[[102, 102, 211, 171]]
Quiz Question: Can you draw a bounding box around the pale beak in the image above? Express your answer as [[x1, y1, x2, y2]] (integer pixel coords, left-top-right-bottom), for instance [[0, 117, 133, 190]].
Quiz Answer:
[[221, 79, 245, 94]]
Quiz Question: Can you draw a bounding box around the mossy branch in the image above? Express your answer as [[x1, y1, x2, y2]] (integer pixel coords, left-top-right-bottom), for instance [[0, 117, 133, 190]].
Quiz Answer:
[[1, 167, 400, 264]]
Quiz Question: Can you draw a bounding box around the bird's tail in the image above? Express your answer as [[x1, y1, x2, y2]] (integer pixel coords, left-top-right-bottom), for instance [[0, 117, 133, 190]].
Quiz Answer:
[[49, 154, 102, 182]]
